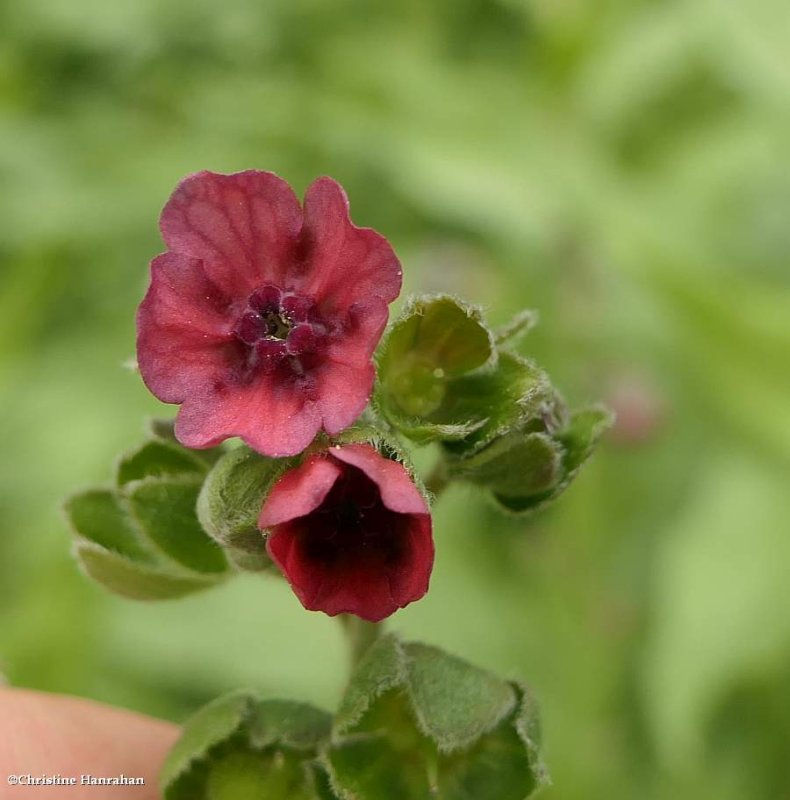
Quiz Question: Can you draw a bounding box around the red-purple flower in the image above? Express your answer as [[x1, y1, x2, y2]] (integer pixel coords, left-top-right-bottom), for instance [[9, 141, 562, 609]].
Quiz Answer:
[[259, 444, 433, 622], [137, 171, 402, 457]]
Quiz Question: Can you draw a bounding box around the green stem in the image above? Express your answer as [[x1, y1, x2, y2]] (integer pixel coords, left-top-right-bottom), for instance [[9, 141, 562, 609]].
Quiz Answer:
[[339, 615, 382, 669], [424, 458, 449, 499]]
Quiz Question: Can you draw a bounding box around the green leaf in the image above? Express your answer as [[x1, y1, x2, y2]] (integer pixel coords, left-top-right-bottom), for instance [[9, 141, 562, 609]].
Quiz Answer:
[[404, 642, 517, 752], [250, 700, 332, 750], [162, 692, 332, 800], [197, 447, 290, 564], [436, 714, 538, 800], [63, 488, 152, 563], [73, 541, 217, 601], [126, 477, 228, 575], [205, 751, 320, 800], [311, 764, 342, 800], [205, 752, 280, 800], [495, 309, 538, 348], [328, 636, 547, 800], [116, 439, 208, 486], [162, 691, 257, 795], [334, 635, 409, 734], [328, 718, 434, 800]]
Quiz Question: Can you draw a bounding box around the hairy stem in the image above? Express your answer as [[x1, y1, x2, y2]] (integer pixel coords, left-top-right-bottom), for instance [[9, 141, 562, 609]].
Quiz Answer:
[[424, 458, 449, 499], [339, 615, 382, 669]]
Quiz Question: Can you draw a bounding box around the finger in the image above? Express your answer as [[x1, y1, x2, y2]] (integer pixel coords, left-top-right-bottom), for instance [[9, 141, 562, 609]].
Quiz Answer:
[[0, 688, 179, 799]]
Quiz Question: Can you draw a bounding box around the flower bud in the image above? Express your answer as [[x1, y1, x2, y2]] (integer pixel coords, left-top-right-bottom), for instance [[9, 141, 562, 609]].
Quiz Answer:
[[260, 443, 433, 622]]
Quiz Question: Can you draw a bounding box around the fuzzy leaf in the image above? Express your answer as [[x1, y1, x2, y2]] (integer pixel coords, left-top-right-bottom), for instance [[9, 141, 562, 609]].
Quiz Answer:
[[73, 542, 217, 600], [162, 692, 332, 800], [127, 477, 228, 575], [328, 636, 547, 800], [404, 642, 517, 752], [311, 764, 343, 800], [328, 725, 434, 800], [116, 439, 208, 486], [334, 635, 408, 734], [250, 700, 332, 750], [162, 691, 257, 795], [64, 488, 152, 563], [204, 752, 280, 800], [436, 714, 539, 800], [205, 751, 320, 800]]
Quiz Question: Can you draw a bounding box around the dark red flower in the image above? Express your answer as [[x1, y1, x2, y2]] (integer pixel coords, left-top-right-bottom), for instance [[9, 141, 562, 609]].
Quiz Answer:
[[136, 171, 402, 457], [260, 444, 433, 622]]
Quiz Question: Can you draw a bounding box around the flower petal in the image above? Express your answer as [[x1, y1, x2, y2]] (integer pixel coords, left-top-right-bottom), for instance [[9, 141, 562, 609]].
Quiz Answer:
[[136, 253, 238, 403], [327, 297, 390, 366], [259, 455, 342, 529], [332, 444, 430, 515], [267, 522, 403, 622], [174, 377, 322, 458], [296, 177, 402, 310], [315, 361, 375, 436], [160, 170, 303, 296], [388, 516, 434, 605]]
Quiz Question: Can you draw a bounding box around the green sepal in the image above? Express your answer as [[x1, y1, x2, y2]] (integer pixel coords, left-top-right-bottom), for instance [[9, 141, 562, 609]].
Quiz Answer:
[[327, 635, 547, 800], [126, 477, 229, 575], [161, 691, 334, 800], [436, 352, 554, 455], [197, 447, 294, 571], [495, 309, 538, 348], [447, 432, 563, 500], [491, 405, 614, 515], [73, 541, 218, 601], [378, 330, 552, 450], [375, 295, 497, 434]]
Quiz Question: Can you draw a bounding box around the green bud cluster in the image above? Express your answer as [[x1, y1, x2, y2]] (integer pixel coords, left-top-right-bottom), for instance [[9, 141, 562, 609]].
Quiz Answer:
[[376, 295, 613, 512]]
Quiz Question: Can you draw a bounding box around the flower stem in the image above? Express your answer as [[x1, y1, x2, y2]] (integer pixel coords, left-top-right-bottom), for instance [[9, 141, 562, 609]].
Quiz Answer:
[[339, 615, 382, 669], [424, 458, 449, 499]]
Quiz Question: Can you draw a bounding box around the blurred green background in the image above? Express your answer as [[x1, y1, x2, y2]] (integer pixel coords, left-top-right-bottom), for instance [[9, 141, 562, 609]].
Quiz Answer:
[[2, 0, 790, 797]]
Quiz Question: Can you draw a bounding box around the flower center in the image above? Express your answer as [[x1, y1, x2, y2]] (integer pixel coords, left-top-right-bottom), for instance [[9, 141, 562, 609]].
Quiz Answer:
[[299, 467, 406, 567], [232, 284, 324, 373]]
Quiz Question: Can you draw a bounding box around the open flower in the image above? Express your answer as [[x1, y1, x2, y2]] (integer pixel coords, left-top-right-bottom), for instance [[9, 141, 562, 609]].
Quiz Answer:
[[259, 444, 433, 622], [137, 171, 402, 457]]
